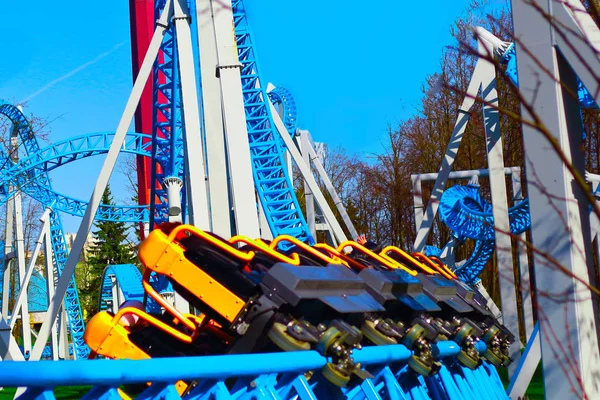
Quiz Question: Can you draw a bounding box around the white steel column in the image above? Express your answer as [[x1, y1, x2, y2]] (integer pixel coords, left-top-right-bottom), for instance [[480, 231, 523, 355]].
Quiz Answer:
[[10, 209, 50, 331], [257, 200, 273, 240], [512, 168, 534, 341], [28, 1, 174, 361], [211, 0, 260, 238], [173, 0, 211, 230], [412, 176, 424, 230], [307, 139, 359, 240], [43, 219, 58, 361], [479, 37, 520, 375], [299, 130, 317, 239], [511, 1, 600, 398], [13, 192, 31, 354], [58, 306, 69, 360], [2, 200, 14, 316], [195, 0, 232, 237], [269, 100, 348, 243]]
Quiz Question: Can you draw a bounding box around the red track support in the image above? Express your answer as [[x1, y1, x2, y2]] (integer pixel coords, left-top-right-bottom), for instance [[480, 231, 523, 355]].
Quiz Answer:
[[128, 0, 155, 239]]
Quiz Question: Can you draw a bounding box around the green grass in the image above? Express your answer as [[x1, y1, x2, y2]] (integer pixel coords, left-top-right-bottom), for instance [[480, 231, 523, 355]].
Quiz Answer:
[[0, 386, 92, 399]]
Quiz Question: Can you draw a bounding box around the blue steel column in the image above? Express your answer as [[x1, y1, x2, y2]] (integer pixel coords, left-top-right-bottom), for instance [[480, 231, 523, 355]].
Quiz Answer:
[[150, 0, 186, 229]]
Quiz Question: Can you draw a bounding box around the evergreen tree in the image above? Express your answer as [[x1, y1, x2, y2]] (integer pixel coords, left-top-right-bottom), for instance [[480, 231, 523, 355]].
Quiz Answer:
[[82, 184, 136, 317]]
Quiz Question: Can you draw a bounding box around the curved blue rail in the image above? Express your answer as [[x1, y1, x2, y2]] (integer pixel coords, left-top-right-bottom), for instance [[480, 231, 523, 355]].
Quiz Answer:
[[0, 132, 153, 223], [0, 342, 508, 400], [232, 0, 313, 244], [0, 101, 89, 359], [437, 183, 531, 283], [98, 264, 145, 312], [268, 86, 298, 135]]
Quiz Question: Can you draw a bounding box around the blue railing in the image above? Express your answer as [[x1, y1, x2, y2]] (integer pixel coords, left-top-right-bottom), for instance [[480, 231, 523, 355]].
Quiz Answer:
[[0, 342, 508, 400]]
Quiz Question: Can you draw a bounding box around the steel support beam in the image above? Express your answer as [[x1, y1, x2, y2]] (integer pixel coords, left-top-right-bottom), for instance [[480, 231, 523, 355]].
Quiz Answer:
[[479, 37, 520, 375], [195, 0, 232, 238], [268, 100, 348, 244], [13, 191, 32, 355], [299, 131, 317, 239], [508, 324, 542, 400], [0, 313, 24, 362], [511, 1, 600, 397], [412, 61, 484, 252], [211, 0, 260, 238], [2, 199, 13, 317], [9, 209, 50, 330], [43, 219, 58, 361], [173, 0, 211, 229], [303, 132, 359, 240], [511, 168, 534, 341]]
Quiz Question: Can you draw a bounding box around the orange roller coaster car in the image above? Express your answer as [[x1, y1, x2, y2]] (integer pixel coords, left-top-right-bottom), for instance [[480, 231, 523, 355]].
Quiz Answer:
[[84, 306, 193, 395]]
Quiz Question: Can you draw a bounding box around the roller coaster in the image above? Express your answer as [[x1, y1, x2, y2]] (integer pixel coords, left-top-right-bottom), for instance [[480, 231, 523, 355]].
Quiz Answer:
[[0, 0, 599, 399]]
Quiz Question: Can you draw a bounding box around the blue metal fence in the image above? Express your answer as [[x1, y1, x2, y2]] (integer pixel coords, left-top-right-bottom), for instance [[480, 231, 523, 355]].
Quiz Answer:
[[1, 342, 508, 400]]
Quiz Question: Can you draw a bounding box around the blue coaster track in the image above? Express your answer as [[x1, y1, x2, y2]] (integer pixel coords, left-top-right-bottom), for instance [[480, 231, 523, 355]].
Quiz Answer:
[[268, 86, 299, 135], [232, 0, 313, 244], [432, 182, 531, 283]]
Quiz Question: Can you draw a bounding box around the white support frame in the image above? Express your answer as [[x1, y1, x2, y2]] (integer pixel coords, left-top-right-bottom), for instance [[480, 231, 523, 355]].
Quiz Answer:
[[2, 199, 14, 317], [298, 130, 360, 241], [268, 100, 348, 244], [43, 219, 58, 361], [511, 0, 600, 398], [410, 37, 524, 374]]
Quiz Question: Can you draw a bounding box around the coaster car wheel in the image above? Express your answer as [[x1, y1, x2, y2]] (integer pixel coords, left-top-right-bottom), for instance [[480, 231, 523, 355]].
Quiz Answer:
[[268, 322, 311, 352], [361, 319, 397, 345], [322, 362, 351, 387]]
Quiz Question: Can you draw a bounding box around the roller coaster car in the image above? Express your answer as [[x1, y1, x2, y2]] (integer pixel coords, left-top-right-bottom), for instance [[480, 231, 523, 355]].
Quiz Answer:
[[334, 243, 510, 371], [404, 252, 515, 367], [83, 304, 214, 396], [138, 223, 386, 386]]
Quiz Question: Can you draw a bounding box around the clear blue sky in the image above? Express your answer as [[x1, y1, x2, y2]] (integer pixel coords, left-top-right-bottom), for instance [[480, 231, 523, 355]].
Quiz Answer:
[[1, 0, 479, 233]]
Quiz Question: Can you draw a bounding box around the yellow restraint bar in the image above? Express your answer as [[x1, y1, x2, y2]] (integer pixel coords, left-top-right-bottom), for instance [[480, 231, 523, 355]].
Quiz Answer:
[[139, 225, 249, 324]]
